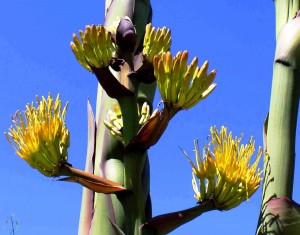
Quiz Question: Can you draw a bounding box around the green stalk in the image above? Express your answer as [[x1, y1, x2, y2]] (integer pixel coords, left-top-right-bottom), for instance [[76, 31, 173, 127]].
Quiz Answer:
[[256, 3, 300, 233], [81, 2, 136, 233], [116, 70, 148, 235], [78, 1, 152, 234], [263, 64, 299, 199], [122, 150, 147, 235], [91, 87, 122, 234]]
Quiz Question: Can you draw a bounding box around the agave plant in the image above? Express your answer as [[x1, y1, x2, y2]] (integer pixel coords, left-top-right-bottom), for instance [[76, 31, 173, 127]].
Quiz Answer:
[[4, 0, 300, 234]]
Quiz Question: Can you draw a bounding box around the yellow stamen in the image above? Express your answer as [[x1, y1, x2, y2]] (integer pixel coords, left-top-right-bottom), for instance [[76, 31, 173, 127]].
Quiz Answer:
[[5, 93, 70, 177], [184, 126, 263, 210]]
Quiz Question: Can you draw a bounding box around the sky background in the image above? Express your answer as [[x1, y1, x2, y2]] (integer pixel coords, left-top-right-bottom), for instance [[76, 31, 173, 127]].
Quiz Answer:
[[0, 0, 299, 234]]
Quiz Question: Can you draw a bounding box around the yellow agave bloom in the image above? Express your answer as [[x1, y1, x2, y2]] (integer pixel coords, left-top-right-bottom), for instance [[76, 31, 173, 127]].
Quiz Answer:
[[5, 94, 70, 177], [153, 51, 217, 117], [70, 24, 116, 71], [186, 126, 263, 210], [143, 23, 171, 62], [103, 102, 123, 142]]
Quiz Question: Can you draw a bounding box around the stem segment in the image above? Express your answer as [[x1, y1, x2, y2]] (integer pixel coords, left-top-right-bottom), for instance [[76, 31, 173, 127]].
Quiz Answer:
[[256, 9, 300, 234], [118, 95, 149, 235]]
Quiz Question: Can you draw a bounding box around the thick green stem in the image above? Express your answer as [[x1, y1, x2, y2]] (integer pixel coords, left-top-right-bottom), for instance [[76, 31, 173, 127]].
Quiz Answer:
[[256, 10, 300, 234], [123, 151, 147, 235], [118, 96, 148, 235], [92, 87, 124, 234], [78, 1, 152, 234], [118, 96, 140, 145], [260, 64, 299, 205], [89, 2, 138, 234]]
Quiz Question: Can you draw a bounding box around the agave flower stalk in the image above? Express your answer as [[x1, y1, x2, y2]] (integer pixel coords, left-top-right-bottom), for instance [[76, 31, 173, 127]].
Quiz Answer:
[[5, 0, 271, 234], [76, 1, 153, 235], [5, 1, 222, 234], [72, 2, 219, 232], [256, 1, 300, 233]]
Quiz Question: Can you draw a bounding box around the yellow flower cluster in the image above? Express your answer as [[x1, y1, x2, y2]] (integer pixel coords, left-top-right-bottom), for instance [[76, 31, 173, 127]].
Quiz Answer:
[[185, 126, 263, 210], [5, 94, 70, 177], [71, 24, 116, 71], [153, 51, 217, 114], [142, 23, 171, 62]]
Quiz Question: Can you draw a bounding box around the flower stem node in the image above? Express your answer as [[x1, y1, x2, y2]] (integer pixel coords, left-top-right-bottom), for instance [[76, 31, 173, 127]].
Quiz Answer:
[[184, 126, 263, 210], [126, 107, 170, 151], [5, 94, 70, 177], [153, 51, 217, 118]]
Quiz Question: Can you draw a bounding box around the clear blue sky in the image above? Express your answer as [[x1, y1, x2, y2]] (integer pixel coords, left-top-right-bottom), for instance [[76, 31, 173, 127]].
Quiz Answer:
[[1, 1, 299, 234]]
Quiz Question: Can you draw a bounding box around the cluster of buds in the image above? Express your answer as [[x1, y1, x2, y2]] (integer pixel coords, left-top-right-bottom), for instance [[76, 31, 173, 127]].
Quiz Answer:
[[104, 102, 151, 143], [70, 25, 116, 71], [184, 126, 263, 210], [153, 51, 217, 117], [5, 94, 70, 177], [142, 23, 171, 62], [70, 18, 216, 112]]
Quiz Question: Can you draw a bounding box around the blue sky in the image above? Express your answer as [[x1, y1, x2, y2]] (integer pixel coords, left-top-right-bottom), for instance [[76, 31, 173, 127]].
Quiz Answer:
[[0, 1, 299, 234]]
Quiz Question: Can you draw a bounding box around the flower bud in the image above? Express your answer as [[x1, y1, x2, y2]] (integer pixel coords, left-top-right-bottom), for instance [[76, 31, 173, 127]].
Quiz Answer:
[[153, 51, 217, 118], [116, 17, 137, 54]]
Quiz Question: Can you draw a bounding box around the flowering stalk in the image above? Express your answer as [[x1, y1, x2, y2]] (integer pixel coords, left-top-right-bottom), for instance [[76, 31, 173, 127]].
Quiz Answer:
[[67, 2, 219, 233], [7, 1, 269, 234], [76, 1, 153, 235]]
